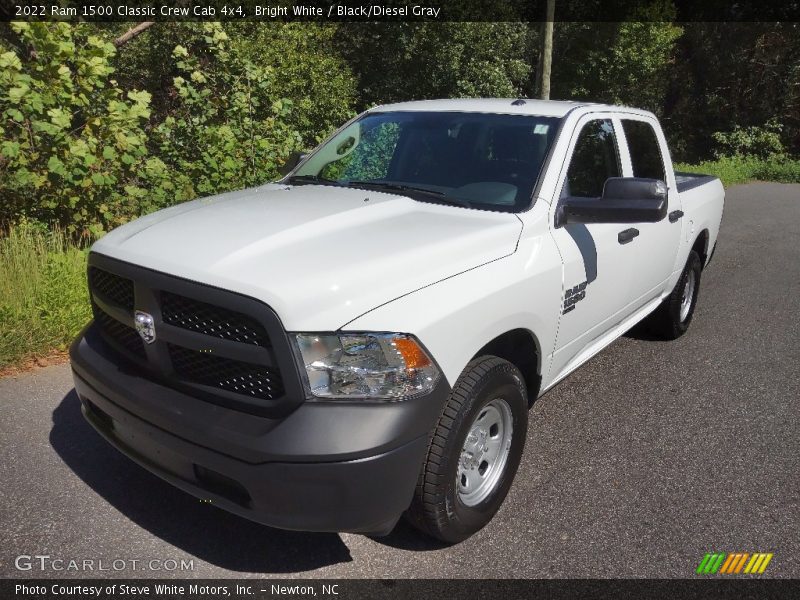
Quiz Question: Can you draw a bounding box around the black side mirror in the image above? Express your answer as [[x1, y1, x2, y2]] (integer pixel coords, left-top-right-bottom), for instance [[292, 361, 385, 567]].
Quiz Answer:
[[557, 177, 667, 227], [279, 151, 308, 176], [603, 177, 667, 202]]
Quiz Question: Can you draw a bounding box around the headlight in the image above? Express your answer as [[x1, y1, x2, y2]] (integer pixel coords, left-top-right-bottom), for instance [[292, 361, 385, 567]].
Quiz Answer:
[[292, 333, 440, 399]]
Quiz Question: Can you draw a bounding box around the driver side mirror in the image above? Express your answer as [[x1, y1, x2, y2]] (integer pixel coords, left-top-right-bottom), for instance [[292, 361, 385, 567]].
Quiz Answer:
[[557, 177, 668, 227], [279, 151, 308, 176]]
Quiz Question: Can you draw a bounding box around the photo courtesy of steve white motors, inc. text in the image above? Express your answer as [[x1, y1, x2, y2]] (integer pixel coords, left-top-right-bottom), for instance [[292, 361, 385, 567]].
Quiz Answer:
[[15, 583, 340, 597]]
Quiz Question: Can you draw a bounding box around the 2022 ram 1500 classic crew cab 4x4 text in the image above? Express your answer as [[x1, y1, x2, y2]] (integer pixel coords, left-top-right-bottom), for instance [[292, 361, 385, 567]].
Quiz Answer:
[[70, 99, 724, 543]]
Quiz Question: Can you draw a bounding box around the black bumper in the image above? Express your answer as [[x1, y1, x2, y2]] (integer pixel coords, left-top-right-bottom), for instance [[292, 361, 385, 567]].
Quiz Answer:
[[70, 324, 449, 535]]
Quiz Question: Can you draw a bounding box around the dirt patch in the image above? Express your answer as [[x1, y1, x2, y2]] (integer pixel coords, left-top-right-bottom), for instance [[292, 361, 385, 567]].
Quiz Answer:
[[0, 349, 70, 378]]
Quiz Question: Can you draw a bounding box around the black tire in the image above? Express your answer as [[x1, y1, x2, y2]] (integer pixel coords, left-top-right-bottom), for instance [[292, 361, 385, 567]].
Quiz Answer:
[[406, 356, 528, 543], [645, 250, 702, 340]]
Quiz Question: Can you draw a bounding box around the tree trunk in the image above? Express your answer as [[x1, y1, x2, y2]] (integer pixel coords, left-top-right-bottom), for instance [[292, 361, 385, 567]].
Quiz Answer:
[[539, 0, 555, 100], [114, 22, 155, 48]]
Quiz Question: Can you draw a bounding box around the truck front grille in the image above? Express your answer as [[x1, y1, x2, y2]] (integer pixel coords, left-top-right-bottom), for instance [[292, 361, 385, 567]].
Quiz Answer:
[[168, 344, 283, 400], [86, 256, 299, 416], [161, 291, 268, 346]]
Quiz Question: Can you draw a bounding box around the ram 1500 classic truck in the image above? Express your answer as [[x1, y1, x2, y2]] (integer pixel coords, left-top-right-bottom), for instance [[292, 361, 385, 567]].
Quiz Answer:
[[70, 99, 724, 543]]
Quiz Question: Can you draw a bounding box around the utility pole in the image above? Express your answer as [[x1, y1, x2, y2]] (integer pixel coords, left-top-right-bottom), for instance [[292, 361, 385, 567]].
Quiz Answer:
[[538, 0, 555, 100]]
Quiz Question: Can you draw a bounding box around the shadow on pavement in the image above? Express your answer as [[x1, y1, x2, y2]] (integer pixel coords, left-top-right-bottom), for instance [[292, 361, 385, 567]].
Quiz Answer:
[[622, 320, 666, 342], [50, 390, 353, 574], [371, 519, 450, 552]]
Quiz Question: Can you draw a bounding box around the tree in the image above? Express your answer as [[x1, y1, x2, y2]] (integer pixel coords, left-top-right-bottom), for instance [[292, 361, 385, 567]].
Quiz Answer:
[[149, 23, 304, 197], [550, 20, 682, 110], [537, 0, 555, 100], [337, 23, 534, 109], [664, 22, 800, 160], [111, 22, 357, 148]]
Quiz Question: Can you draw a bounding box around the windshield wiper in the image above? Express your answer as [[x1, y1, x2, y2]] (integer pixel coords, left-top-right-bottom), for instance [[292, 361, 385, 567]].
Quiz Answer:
[[286, 174, 341, 186], [346, 180, 443, 195], [345, 180, 472, 207]]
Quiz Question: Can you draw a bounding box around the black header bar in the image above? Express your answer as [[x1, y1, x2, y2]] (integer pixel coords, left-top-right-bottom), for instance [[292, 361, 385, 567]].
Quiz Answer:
[[2, 0, 800, 22], [3, 578, 800, 600]]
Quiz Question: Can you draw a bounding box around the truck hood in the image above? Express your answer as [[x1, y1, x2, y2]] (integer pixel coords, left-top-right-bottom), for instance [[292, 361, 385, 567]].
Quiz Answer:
[[92, 184, 522, 330]]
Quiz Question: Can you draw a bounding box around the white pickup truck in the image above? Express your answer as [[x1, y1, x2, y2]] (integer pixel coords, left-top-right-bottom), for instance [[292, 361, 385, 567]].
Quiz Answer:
[[70, 99, 724, 543]]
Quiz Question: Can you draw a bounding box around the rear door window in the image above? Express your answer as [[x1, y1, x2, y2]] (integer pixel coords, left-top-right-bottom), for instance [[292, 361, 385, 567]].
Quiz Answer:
[[621, 119, 666, 181]]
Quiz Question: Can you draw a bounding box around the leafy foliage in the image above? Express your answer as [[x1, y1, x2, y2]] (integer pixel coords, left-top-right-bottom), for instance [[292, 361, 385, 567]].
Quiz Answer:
[[0, 23, 169, 236], [111, 22, 357, 147], [337, 22, 533, 109], [232, 23, 357, 144], [0, 22, 326, 233], [712, 120, 786, 159], [551, 20, 682, 116], [676, 155, 800, 187], [150, 23, 304, 198], [664, 22, 800, 162]]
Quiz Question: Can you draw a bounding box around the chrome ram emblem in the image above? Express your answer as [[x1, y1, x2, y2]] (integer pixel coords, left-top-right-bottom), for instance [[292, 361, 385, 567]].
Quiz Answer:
[[134, 310, 156, 344]]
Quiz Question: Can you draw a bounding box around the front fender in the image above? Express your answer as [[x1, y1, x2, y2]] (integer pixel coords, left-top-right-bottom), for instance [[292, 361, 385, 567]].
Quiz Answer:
[[343, 236, 563, 390]]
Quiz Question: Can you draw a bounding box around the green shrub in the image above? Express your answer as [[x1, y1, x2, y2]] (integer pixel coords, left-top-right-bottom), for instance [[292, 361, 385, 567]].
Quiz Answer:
[[0, 221, 91, 367], [712, 119, 785, 160], [0, 22, 307, 235], [752, 157, 800, 183], [676, 155, 800, 187], [0, 23, 175, 236]]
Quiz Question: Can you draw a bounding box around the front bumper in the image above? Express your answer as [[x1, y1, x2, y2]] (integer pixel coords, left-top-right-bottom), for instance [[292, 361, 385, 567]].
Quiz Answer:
[[70, 324, 449, 534]]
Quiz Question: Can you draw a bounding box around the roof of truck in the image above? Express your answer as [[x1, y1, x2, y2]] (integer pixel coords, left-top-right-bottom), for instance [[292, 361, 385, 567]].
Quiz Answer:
[[368, 98, 604, 118]]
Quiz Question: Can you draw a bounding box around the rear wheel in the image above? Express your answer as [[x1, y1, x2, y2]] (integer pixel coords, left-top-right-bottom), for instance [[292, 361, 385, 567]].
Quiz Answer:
[[645, 250, 702, 339], [406, 356, 528, 543]]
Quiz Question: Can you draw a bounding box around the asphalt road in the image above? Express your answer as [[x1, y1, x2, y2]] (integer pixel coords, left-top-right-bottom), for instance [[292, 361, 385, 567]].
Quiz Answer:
[[1, 183, 798, 579]]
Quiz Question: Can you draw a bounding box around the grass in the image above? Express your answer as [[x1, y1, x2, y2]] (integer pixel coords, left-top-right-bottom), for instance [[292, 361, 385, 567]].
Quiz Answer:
[[675, 155, 800, 187], [0, 222, 91, 369]]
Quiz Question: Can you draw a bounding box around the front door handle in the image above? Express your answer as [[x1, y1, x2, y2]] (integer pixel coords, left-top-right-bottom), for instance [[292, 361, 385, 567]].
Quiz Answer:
[[618, 228, 640, 245], [669, 210, 684, 223]]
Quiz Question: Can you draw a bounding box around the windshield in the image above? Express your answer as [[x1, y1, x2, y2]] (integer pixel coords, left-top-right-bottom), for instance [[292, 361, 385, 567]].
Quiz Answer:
[[291, 111, 561, 212]]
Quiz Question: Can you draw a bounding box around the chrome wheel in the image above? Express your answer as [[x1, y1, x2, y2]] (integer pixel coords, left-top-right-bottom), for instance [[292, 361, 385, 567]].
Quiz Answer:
[[457, 398, 513, 507], [680, 270, 696, 322]]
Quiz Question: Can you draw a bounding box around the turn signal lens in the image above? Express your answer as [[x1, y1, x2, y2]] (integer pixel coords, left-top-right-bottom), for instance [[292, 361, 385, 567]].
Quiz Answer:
[[393, 337, 431, 370]]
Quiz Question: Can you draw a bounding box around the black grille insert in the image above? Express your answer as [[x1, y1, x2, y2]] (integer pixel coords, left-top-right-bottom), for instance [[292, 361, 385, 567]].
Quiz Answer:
[[162, 291, 269, 346], [168, 344, 283, 400], [93, 304, 145, 359], [89, 267, 134, 309]]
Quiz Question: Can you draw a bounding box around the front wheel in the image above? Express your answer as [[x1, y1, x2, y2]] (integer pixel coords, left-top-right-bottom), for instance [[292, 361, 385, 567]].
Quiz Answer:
[[645, 250, 703, 340], [406, 356, 528, 543]]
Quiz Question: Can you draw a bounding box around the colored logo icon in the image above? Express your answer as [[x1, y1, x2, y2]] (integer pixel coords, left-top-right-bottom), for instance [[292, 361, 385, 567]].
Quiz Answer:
[[696, 552, 773, 575]]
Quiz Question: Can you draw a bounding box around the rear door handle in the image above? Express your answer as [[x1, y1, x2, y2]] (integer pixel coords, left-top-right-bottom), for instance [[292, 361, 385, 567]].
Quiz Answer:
[[669, 210, 684, 223], [618, 228, 640, 245]]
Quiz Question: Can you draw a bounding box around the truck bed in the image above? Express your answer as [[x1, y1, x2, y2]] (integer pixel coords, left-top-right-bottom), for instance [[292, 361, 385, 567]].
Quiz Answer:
[[675, 171, 718, 193]]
